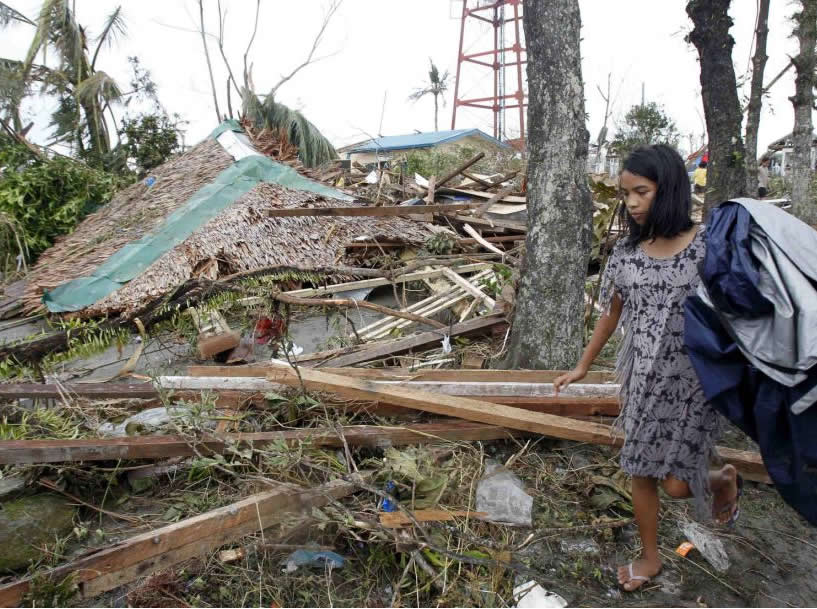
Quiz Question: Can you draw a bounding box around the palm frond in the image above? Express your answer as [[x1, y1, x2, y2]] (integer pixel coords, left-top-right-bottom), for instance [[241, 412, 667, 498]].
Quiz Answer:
[[74, 70, 121, 105], [91, 6, 126, 70], [241, 88, 336, 168], [0, 2, 35, 27], [22, 0, 87, 84]]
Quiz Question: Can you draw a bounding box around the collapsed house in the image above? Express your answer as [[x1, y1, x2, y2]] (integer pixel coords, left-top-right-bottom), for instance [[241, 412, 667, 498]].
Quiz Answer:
[[22, 122, 440, 319]]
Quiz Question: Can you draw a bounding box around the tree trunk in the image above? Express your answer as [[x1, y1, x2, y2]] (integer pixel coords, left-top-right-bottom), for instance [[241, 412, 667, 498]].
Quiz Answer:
[[687, 0, 748, 218], [744, 0, 771, 195], [790, 0, 817, 225], [434, 93, 439, 132], [505, 0, 592, 370]]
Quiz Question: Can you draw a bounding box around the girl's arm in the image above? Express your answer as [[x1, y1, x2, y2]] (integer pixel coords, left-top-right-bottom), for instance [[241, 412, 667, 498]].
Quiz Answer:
[[553, 292, 623, 393]]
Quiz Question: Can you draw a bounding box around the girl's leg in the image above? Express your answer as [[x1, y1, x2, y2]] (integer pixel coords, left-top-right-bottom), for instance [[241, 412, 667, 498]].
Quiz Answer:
[[660, 465, 738, 523], [618, 476, 663, 591], [709, 464, 739, 523]]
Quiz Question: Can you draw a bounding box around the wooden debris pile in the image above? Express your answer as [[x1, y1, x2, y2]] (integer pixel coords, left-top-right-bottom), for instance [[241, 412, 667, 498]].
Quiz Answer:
[[0, 357, 770, 606]]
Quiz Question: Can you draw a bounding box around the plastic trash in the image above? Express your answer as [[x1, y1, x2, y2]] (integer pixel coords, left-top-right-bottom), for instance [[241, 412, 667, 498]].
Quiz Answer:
[[144, 176, 156, 187], [283, 550, 345, 573], [365, 170, 379, 184], [476, 460, 533, 526], [679, 520, 730, 572], [379, 481, 398, 512], [97, 406, 199, 437], [441, 334, 452, 354], [513, 581, 567, 608]]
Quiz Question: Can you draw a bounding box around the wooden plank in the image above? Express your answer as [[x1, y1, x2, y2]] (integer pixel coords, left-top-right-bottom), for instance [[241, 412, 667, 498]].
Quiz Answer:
[[186, 366, 616, 384], [462, 223, 509, 256], [366, 396, 620, 418], [0, 382, 157, 400], [443, 214, 527, 232], [442, 267, 496, 308], [266, 203, 478, 218], [0, 478, 359, 606], [282, 263, 490, 298], [0, 421, 516, 465], [159, 377, 617, 399], [380, 509, 487, 528], [438, 187, 527, 204], [267, 365, 619, 445], [344, 235, 525, 249], [319, 314, 507, 368], [264, 365, 769, 482], [473, 185, 519, 217]]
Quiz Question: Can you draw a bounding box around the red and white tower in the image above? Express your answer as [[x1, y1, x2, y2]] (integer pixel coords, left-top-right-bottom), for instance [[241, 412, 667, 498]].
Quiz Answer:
[[450, 0, 527, 148]]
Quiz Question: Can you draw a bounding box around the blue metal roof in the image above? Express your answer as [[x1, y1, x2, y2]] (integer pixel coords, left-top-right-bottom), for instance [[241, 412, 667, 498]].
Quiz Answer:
[[348, 129, 510, 153]]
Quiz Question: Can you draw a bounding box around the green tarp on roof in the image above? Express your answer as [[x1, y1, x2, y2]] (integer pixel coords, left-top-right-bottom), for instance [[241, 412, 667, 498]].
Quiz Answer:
[[43, 123, 350, 313]]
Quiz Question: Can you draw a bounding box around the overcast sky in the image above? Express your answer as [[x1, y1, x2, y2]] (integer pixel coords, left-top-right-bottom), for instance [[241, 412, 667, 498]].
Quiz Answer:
[[2, 0, 809, 156]]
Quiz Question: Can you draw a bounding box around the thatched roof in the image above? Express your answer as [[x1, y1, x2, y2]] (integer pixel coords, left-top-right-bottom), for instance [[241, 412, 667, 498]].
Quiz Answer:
[[23, 137, 437, 318]]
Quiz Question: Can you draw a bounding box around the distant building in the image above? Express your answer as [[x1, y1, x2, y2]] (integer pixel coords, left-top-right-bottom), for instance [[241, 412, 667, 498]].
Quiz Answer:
[[587, 143, 620, 175], [762, 132, 817, 177], [340, 129, 511, 167]]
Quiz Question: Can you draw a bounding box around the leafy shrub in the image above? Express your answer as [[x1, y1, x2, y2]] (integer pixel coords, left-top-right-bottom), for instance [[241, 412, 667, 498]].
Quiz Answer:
[[403, 144, 523, 181], [0, 136, 119, 262]]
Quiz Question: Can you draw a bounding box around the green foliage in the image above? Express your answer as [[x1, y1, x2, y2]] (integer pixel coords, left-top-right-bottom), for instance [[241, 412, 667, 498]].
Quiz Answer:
[[242, 88, 336, 167], [403, 144, 521, 181], [589, 179, 620, 259], [610, 102, 680, 159], [0, 135, 118, 258], [423, 232, 457, 256], [117, 113, 183, 177]]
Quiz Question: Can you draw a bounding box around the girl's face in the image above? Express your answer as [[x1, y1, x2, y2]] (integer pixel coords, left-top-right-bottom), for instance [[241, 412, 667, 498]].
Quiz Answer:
[[620, 170, 657, 226]]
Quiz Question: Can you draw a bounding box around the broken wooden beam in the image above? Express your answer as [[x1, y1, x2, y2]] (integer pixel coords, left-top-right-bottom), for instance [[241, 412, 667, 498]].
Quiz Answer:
[[443, 214, 527, 232], [441, 267, 496, 309], [0, 382, 157, 400], [380, 509, 487, 528], [264, 365, 769, 483], [185, 366, 616, 384], [159, 376, 617, 399], [282, 262, 490, 298], [344, 235, 525, 249], [0, 421, 517, 465], [417, 152, 485, 194], [271, 292, 446, 329], [265, 203, 478, 218], [0, 477, 361, 606], [318, 314, 507, 368]]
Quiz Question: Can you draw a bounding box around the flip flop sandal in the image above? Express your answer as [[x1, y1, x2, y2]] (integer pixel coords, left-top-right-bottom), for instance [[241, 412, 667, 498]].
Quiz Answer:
[[620, 563, 657, 592]]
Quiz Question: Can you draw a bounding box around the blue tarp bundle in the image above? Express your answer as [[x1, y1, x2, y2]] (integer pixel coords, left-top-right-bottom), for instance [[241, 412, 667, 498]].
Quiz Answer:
[[685, 200, 817, 526]]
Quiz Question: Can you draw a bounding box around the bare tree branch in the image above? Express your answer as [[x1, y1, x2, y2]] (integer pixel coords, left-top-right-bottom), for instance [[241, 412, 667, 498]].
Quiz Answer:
[[270, 0, 343, 98], [215, 0, 242, 108], [243, 0, 261, 91], [197, 0, 221, 122]]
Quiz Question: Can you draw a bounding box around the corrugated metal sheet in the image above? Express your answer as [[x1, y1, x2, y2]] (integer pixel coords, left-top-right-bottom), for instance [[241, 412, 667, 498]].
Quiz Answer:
[[348, 129, 510, 153]]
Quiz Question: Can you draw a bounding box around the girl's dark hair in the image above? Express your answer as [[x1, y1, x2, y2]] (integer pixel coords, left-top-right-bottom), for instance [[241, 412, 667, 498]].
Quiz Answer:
[[620, 144, 693, 246], [698, 160, 708, 168]]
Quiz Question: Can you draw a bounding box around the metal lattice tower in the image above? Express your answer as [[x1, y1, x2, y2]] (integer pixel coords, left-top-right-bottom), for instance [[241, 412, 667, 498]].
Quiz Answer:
[[450, 0, 527, 146]]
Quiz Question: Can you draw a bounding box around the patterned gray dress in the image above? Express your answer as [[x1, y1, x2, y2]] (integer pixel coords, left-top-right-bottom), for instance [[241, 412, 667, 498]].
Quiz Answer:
[[599, 226, 721, 516]]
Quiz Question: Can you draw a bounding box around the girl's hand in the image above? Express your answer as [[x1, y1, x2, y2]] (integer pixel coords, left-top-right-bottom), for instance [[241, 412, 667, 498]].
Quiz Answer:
[[553, 367, 587, 394]]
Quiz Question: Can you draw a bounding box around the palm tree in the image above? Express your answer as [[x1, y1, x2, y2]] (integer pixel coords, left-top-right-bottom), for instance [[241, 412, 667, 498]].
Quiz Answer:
[[1, 0, 125, 162], [409, 59, 450, 132]]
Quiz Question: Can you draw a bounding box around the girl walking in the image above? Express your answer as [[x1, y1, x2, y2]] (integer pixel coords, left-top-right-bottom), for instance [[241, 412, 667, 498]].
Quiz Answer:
[[554, 144, 740, 592]]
